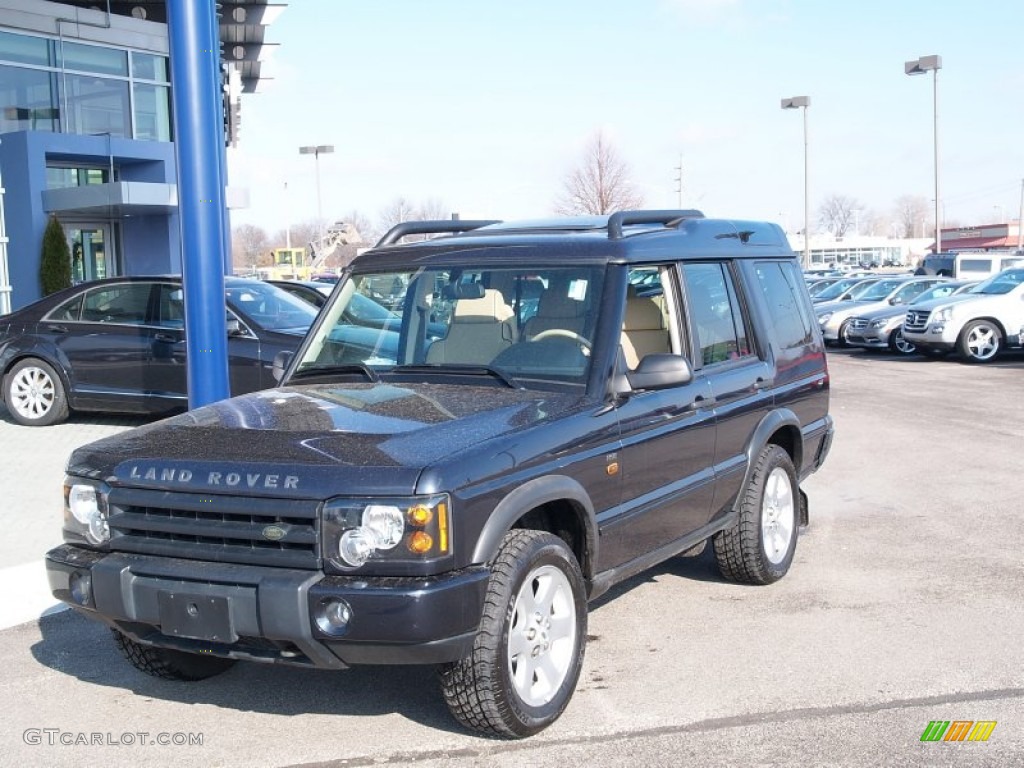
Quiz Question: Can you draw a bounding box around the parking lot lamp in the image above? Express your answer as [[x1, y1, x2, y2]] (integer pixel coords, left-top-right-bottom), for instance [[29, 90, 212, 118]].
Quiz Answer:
[[781, 96, 811, 269], [904, 55, 942, 253], [299, 144, 334, 256]]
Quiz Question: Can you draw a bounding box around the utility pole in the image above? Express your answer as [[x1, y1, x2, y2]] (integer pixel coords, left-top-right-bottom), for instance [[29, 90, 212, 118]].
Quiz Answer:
[[1017, 178, 1023, 251]]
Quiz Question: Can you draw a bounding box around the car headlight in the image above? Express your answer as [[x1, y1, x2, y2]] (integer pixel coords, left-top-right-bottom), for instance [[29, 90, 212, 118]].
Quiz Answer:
[[932, 307, 953, 323], [63, 478, 110, 547], [870, 318, 892, 329], [817, 312, 833, 325], [322, 495, 451, 572]]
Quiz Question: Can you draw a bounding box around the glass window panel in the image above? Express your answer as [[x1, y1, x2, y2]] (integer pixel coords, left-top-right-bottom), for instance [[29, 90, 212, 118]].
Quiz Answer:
[[0, 65, 58, 132], [683, 262, 753, 365], [131, 51, 168, 82], [59, 41, 128, 76], [132, 83, 171, 141], [0, 31, 52, 66], [82, 284, 152, 325], [61, 74, 130, 137], [46, 167, 110, 189]]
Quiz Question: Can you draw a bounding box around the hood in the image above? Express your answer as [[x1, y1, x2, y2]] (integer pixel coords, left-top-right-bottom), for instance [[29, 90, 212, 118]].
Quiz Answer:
[[908, 293, 985, 313], [849, 303, 908, 323], [68, 382, 586, 498]]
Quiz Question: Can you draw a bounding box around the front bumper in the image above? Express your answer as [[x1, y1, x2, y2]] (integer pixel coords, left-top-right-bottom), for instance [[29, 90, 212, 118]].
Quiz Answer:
[[844, 328, 890, 349], [46, 544, 489, 668]]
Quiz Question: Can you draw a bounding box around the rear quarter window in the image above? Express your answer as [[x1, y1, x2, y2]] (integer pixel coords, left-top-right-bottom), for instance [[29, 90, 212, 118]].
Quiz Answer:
[[754, 261, 815, 349]]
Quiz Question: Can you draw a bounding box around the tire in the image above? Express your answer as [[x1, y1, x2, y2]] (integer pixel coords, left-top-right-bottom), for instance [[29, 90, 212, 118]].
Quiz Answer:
[[957, 320, 1002, 363], [888, 327, 916, 356], [112, 629, 236, 681], [439, 530, 587, 738], [835, 320, 851, 348], [714, 444, 798, 585], [3, 358, 70, 426]]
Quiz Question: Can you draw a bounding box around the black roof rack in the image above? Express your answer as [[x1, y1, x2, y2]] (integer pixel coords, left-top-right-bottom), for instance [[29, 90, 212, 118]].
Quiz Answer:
[[606, 210, 704, 240], [375, 220, 502, 247]]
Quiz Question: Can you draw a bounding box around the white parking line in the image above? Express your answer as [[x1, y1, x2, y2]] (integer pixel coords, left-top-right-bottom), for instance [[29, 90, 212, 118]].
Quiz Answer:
[[0, 560, 67, 631]]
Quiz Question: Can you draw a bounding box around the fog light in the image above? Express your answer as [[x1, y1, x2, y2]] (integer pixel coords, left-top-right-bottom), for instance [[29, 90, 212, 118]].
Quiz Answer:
[[315, 598, 352, 636], [69, 571, 92, 607]]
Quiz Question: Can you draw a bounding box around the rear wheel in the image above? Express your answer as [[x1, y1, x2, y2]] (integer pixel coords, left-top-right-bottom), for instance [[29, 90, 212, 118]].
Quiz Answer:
[[439, 530, 587, 738], [714, 444, 798, 585], [4, 358, 69, 426], [957, 320, 1002, 363], [113, 630, 236, 681]]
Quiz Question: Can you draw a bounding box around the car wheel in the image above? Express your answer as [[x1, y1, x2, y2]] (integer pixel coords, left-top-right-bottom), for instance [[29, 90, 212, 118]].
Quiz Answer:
[[439, 529, 587, 738], [888, 327, 916, 355], [4, 358, 70, 426], [112, 629, 236, 681], [957, 320, 1002, 363], [713, 444, 798, 585], [835, 320, 851, 348]]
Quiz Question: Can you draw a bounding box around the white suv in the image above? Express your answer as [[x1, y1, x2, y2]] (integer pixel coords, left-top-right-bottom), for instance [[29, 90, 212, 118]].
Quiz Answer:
[[902, 268, 1024, 362]]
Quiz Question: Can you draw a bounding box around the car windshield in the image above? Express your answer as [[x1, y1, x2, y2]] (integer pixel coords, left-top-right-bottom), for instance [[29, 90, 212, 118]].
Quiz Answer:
[[294, 264, 605, 387], [225, 281, 318, 331], [973, 268, 1024, 295], [913, 283, 962, 303], [814, 278, 865, 301], [850, 279, 905, 301]]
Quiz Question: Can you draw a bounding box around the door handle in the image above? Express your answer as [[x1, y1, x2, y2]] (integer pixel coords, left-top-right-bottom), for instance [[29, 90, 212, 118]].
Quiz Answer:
[[693, 394, 716, 408], [48, 324, 68, 334], [154, 333, 180, 343]]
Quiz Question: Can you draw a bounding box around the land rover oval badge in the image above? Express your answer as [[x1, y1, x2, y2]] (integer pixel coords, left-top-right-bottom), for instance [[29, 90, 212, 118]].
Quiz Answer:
[[262, 525, 286, 541]]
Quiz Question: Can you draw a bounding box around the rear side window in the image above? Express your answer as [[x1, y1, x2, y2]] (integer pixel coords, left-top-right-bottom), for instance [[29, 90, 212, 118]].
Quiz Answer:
[[81, 283, 152, 325], [753, 261, 814, 348], [681, 262, 753, 366]]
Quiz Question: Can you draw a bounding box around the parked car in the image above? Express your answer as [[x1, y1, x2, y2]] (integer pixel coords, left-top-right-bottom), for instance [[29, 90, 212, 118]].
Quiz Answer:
[[810, 275, 880, 304], [806, 276, 846, 298], [0, 276, 317, 426], [902, 267, 1024, 362], [266, 279, 333, 308], [815, 276, 945, 345], [845, 280, 978, 355], [45, 211, 832, 738]]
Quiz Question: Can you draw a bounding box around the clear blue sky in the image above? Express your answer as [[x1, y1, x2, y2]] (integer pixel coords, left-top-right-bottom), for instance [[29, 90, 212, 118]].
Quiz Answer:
[[227, 0, 1024, 236]]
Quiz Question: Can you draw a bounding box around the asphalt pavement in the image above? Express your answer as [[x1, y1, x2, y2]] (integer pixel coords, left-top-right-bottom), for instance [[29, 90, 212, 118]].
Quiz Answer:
[[1, 350, 1022, 767]]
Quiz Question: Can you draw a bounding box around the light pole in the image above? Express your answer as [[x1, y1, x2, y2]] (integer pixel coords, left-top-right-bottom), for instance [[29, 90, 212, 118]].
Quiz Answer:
[[904, 55, 942, 254], [781, 96, 811, 268], [298, 144, 334, 254]]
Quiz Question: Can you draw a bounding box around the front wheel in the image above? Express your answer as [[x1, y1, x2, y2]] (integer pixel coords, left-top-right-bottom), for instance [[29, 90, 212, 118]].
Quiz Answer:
[[888, 327, 916, 355], [439, 530, 587, 738], [957, 320, 1002, 363], [4, 358, 70, 426], [714, 444, 798, 585]]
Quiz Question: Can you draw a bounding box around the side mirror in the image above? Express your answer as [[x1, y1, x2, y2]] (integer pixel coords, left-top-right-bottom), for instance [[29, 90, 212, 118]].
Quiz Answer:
[[226, 317, 243, 336], [626, 354, 693, 391], [272, 351, 293, 384]]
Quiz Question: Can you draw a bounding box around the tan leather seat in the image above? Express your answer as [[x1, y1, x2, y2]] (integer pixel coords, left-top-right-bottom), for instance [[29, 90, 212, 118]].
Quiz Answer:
[[621, 288, 670, 369], [426, 287, 516, 364], [523, 287, 587, 339]]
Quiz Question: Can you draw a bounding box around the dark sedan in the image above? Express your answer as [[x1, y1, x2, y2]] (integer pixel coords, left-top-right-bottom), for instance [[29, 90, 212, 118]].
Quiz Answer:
[[0, 276, 317, 426]]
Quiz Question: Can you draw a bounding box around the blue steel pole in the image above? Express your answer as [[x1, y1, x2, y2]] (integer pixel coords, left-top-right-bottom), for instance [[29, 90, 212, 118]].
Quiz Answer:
[[207, 6, 234, 276], [167, 0, 230, 406]]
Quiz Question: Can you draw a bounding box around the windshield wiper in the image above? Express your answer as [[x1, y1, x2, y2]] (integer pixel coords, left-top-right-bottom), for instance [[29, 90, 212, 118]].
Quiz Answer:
[[395, 364, 520, 389], [290, 363, 380, 383]]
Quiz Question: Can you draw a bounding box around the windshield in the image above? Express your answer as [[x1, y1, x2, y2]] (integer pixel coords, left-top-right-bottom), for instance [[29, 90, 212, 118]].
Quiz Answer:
[[294, 264, 605, 387], [851, 279, 905, 301], [913, 282, 964, 303], [813, 278, 865, 301], [225, 280, 318, 332], [973, 268, 1024, 295]]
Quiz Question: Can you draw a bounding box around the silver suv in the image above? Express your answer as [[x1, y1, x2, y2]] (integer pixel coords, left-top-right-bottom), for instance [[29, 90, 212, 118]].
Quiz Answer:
[[902, 268, 1024, 362]]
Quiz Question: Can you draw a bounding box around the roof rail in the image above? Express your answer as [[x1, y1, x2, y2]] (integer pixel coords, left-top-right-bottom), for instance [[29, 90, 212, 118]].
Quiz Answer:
[[375, 220, 501, 247], [606, 209, 704, 240]]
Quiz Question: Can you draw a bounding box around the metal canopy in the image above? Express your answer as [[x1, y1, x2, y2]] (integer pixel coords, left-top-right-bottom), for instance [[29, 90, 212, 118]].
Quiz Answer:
[[58, 1, 285, 94]]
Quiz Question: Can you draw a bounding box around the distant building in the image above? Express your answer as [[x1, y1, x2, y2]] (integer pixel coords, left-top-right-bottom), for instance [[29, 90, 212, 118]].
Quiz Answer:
[[0, 0, 284, 312], [786, 233, 933, 268], [940, 221, 1022, 252]]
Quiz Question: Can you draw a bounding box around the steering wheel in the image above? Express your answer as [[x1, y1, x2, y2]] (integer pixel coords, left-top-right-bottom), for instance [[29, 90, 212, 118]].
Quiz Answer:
[[530, 328, 592, 350]]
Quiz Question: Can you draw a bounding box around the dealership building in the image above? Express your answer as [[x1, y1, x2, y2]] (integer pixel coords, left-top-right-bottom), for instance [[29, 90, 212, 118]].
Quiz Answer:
[[0, 0, 282, 313]]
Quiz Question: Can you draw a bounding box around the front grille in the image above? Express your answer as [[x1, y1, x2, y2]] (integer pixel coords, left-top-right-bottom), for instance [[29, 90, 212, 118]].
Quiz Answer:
[[107, 487, 320, 569], [904, 310, 930, 332], [848, 318, 869, 331]]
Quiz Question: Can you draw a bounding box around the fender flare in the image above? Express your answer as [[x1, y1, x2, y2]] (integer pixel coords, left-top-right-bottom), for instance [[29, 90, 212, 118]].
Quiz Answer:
[[738, 408, 803, 496], [471, 474, 598, 578]]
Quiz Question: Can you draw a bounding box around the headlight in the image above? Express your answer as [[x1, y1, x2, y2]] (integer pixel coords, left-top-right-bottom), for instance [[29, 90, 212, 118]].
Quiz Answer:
[[817, 312, 833, 325], [932, 307, 953, 322], [322, 495, 451, 571], [63, 479, 110, 547], [870, 318, 891, 329]]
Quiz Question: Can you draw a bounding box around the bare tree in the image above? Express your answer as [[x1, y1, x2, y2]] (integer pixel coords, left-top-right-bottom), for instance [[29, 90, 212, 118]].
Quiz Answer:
[[416, 197, 451, 221], [893, 195, 931, 238], [860, 209, 894, 237], [376, 197, 419, 238], [817, 194, 862, 237], [556, 131, 644, 215], [232, 223, 270, 269]]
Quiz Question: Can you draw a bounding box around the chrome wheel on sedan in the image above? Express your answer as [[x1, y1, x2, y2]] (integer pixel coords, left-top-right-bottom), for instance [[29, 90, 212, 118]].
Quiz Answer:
[[4, 358, 69, 426], [889, 327, 916, 355]]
